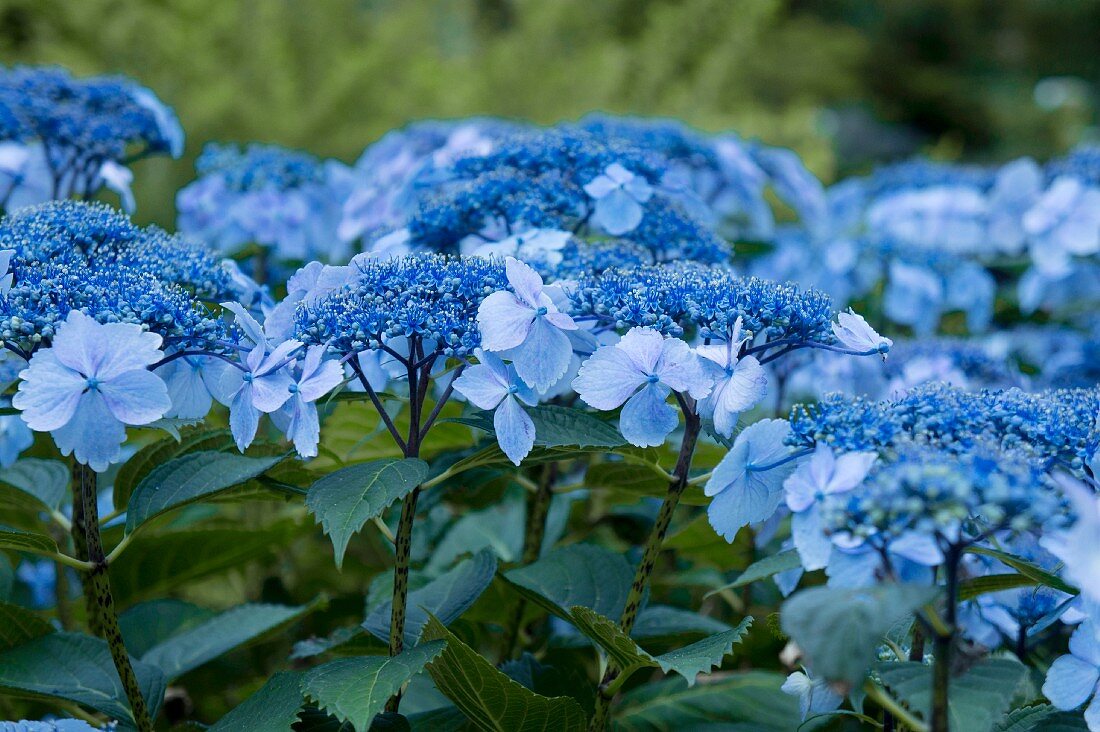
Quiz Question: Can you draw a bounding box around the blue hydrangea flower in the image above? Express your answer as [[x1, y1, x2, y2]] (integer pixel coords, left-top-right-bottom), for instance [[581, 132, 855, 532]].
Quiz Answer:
[[584, 163, 654, 235], [832, 309, 892, 355], [784, 444, 877, 571], [12, 310, 171, 471], [1023, 176, 1100, 277], [453, 349, 538, 465], [477, 257, 578, 391], [1042, 475, 1100, 607], [155, 355, 222, 420], [695, 319, 768, 438], [706, 418, 797, 540], [209, 339, 301, 452], [270, 345, 344, 457], [0, 413, 32, 467], [781, 668, 844, 721], [1043, 622, 1100, 729], [572, 327, 711, 447]]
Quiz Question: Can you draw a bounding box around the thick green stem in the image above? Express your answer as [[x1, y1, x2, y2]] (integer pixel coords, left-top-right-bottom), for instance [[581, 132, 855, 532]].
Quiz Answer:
[[69, 462, 102, 637], [75, 465, 155, 732], [501, 463, 558, 660], [590, 411, 701, 731], [931, 548, 960, 732]]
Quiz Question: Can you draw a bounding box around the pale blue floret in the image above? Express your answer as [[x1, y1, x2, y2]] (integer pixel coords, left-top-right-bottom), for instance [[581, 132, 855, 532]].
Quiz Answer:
[[452, 349, 538, 465], [208, 339, 301, 452], [1043, 622, 1100, 730], [11, 310, 171, 471], [270, 345, 345, 457], [584, 162, 654, 235]]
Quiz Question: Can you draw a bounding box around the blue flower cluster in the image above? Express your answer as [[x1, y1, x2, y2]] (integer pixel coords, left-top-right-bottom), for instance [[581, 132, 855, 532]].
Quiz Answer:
[[177, 142, 355, 263], [0, 65, 182, 212]]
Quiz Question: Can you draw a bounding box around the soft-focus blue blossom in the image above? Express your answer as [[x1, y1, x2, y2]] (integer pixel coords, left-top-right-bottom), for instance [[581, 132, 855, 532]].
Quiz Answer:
[[584, 163, 654, 235], [453, 349, 538, 465], [0, 412, 33, 467], [784, 444, 876, 571], [781, 668, 844, 721], [1042, 475, 1100, 607], [706, 418, 797, 540], [1043, 621, 1100, 730], [15, 559, 54, 609], [1023, 176, 1100, 276], [0, 721, 113, 732], [695, 318, 767, 438], [209, 339, 300, 452], [477, 257, 577, 391], [573, 327, 710, 447], [12, 310, 171, 471]]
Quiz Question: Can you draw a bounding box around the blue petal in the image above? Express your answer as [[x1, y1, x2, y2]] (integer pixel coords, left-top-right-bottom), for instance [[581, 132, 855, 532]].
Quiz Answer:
[[619, 383, 677, 447], [1043, 653, 1099, 711], [511, 316, 573, 392], [494, 395, 536, 466], [792, 508, 832, 571], [593, 188, 644, 236], [52, 391, 127, 472]]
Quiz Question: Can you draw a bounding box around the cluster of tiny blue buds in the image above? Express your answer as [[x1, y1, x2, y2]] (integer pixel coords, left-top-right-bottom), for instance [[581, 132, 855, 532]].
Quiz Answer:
[[195, 142, 325, 192]]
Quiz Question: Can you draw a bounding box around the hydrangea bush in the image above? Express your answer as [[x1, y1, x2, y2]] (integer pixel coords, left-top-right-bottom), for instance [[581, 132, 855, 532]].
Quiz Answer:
[[0, 65, 1097, 732]]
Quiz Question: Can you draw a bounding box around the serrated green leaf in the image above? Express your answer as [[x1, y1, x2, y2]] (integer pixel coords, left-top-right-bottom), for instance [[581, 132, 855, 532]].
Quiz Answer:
[[706, 549, 802, 597], [0, 525, 57, 555], [613, 673, 803, 731], [781, 583, 939, 685], [630, 605, 733, 643], [967, 546, 1078, 595], [364, 550, 497, 647], [0, 632, 166, 725], [0, 459, 69, 512], [125, 451, 286, 534], [306, 458, 428, 570], [210, 671, 305, 732], [114, 428, 234, 509], [421, 614, 587, 731], [995, 704, 1089, 731], [301, 641, 445, 731], [568, 606, 751, 688], [0, 600, 53, 652], [875, 657, 1030, 732], [139, 602, 314, 680], [502, 544, 634, 620]]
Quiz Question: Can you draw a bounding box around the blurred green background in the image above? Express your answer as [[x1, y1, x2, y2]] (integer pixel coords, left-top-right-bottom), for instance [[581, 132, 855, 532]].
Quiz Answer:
[[1, 0, 1097, 227]]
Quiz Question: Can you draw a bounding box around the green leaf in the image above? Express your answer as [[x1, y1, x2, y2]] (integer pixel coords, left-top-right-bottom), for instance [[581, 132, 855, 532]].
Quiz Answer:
[[875, 657, 1030, 732], [995, 704, 1089, 731], [119, 599, 217, 658], [427, 493, 524, 571], [959, 573, 1039, 601], [502, 544, 634, 620], [0, 601, 54, 652], [706, 549, 802, 597], [125, 451, 286, 534], [421, 614, 587, 732], [967, 546, 1078, 595], [0, 632, 166, 725], [781, 583, 939, 685], [630, 605, 733, 643], [110, 521, 305, 606], [0, 525, 57, 555], [0, 459, 69, 512], [452, 405, 625, 448], [364, 550, 497, 647], [306, 458, 429, 570], [568, 606, 751, 688], [0, 554, 12, 602], [301, 642, 445, 731], [613, 673, 803, 732], [210, 671, 306, 732], [114, 428, 234, 509], [139, 602, 314, 680]]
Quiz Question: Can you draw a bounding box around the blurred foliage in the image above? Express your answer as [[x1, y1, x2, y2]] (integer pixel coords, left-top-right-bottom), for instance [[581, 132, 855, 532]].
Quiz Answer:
[[1, 0, 1096, 226]]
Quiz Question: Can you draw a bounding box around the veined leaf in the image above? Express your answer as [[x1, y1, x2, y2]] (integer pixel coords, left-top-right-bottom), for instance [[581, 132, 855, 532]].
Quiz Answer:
[[0, 632, 166, 725], [139, 602, 315, 680], [967, 546, 1077, 596], [301, 641, 445, 731], [875, 657, 1030, 732], [306, 458, 428, 570], [0, 526, 57, 555], [995, 704, 1089, 731], [363, 550, 497, 647], [210, 671, 305, 732], [0, 601, 53, 652], [0, 459, 69, 512], [125, 451, 286, 534], [502, 544, 634, 621], [781, 584, 939, 685], [421, 615, 587, 731], [114, 428, 234, 509], [706, 549, 802, 597]]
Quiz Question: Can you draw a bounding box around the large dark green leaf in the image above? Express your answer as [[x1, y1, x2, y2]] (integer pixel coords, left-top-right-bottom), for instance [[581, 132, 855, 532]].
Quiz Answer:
[[0, 459, 69, 512], [451, 405, 625, 448], [301, 642, 445, 731], [613, 673, 803, 732], [113, 428, 234, 509], [427, 493, 524, 571], [781, 584, 939, 685], [139, 602, 314, 680], [0, 553, 12, 602], [119, 599, 217, 658], [0, 601, 53, 652], [0, 526, 57, 555], [996, 704, 1089, 731], [0, 632, 166, 725], [421, 615, 587, 731], [125, 451, 286, 534], [210, 671, 305, 732], [706, 549, 802, 597], [364, 550, 497, 647], [306, 458, 428, 570], [502, 544, 634, 621], [876, 657, 1030, 732], [568, 606, 751, 689]]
